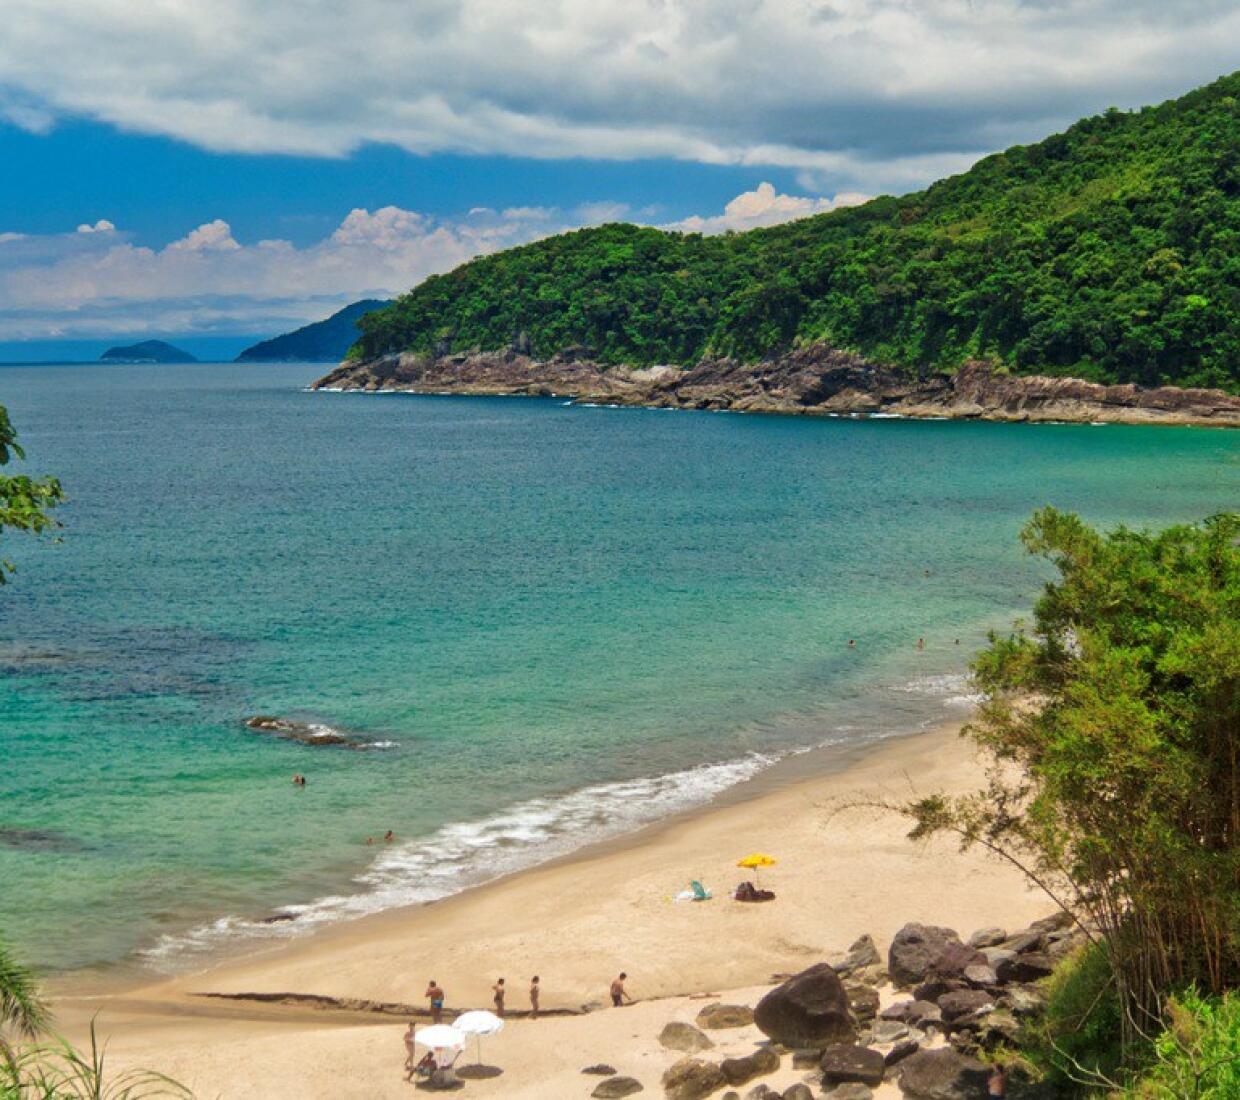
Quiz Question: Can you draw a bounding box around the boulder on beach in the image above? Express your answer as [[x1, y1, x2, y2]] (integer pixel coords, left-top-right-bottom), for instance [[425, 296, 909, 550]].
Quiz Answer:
[[967, 927, 1007, 948], [754, 963, 856, 1048], [996, 953, 1056, 984], [660, 1021, 715, 1053], [719, 1046, 779, 1086], [937, 989, 995, 1026], [888, 924, 986, 988], [834, 933, 882, 977], [819, 1043, 886, 1087], [696, 1003, 754, 1029], [582, 1064, 618, 1075], [592, 1076, 644, 1098], [662, 1057, 728, 1100], [897, 1048, 990, 1099]]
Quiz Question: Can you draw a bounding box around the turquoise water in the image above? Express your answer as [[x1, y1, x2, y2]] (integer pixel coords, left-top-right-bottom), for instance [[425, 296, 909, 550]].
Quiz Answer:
[[1, 363, 1237, 974]]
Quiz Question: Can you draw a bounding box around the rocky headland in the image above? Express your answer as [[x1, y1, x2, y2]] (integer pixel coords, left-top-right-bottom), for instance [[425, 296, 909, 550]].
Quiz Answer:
[[311, 344, 1240, 428]]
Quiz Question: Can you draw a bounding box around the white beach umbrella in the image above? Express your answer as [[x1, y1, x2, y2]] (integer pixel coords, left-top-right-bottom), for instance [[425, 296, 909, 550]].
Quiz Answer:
[[415, 1024, 465, 1052], [453, 1009, 504, 1064]]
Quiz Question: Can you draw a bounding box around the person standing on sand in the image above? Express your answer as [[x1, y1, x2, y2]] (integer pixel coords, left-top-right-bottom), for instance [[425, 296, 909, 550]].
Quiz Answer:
[[402, 1022, 417, 1081], [492, 977, 505, 1017], [425, 980, 445, 1024], [610, 973, 632, 1007], [529, 976, 540, 1019]]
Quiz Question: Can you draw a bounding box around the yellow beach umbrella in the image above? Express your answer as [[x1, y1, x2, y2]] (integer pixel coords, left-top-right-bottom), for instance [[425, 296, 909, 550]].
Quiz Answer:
[[737, 853, 777, 888]]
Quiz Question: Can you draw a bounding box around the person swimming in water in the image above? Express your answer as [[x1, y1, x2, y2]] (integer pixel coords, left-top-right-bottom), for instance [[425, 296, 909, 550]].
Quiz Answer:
[[384, 830, 394, 843]]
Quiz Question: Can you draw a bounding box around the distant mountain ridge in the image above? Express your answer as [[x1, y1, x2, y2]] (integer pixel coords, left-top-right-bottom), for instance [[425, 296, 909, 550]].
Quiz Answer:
[[100, 340, 197, 363], [236, 300, 391, 363], [340, 71, 1240, 394]]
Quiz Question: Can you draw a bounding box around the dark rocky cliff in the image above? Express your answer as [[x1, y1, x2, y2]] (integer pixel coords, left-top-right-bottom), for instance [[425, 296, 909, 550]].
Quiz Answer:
[[312, 344, 1240, 427]]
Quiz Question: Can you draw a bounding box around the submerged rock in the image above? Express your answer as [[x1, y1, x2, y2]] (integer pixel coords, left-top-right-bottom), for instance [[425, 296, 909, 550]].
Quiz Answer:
[[244, 715, 367, 749]]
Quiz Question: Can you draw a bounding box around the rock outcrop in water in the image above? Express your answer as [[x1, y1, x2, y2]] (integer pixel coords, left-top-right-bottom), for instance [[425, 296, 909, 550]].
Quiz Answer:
[[311, 344, 1240, 428], [244, 715, 366, 748]]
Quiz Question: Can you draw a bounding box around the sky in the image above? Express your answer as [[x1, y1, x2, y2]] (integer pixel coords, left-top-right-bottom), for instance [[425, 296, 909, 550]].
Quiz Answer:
[[1, 0, 1238, 360]]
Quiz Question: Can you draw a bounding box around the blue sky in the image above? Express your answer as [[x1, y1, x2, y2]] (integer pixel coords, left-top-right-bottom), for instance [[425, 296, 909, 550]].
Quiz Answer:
[[1, 0, 1237, 361]]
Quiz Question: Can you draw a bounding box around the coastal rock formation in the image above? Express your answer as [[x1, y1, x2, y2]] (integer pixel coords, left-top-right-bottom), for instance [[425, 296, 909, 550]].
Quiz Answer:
[[659, 1021, 715, 1053], [754, 963, 856, 1048], [311, 345, 1240, 428], [244, 715, 366, 749]]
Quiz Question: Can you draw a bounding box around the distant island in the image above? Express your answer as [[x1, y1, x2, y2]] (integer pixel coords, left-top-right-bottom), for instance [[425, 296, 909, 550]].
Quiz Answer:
[[324, 72, 1240, 410], [235, 300, 391, 363], [100, 340, 197, 364]]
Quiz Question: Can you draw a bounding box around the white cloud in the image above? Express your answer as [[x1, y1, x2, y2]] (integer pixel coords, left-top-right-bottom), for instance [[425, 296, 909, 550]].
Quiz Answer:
[[0, 182, 875, 341], [0, 205, 564, 341], [0, 2, 1236, 187], [665, 181, 867, 234], [166, 219, 238, 252]]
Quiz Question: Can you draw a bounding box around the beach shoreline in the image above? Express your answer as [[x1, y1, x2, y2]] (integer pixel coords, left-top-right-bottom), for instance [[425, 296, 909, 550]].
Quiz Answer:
[[46, 718, 1055, 1097]]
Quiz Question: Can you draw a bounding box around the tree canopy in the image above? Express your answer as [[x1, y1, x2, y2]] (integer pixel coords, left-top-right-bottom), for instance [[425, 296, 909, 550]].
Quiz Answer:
[[0, 404, 63, 584], [906, 508, 1240, 1054], [356, 72, 1240, 391]]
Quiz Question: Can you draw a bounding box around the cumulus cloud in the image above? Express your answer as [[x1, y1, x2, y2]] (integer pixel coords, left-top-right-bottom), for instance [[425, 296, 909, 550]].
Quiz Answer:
[[665, 181, 867, 233], [0, 184, 858, 341], [0, 2, 1236, 189]]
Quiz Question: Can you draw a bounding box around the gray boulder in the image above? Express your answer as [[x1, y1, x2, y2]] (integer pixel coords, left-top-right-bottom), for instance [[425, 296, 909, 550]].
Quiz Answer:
[[835, 934, 882, 977], [697, 1003, 755, 1029], [754, 963, 856, 1048], [897, 1049, 989, 1099], [592, 1077, 644, 1098], [962, 965, 999, 988], [583, 1064, 618, 1075], [967, 927, 1007, 948], [781, 1086, 814, 1100], [938, 989, 995, 1026], [880, 1000, 942, 1030], [660, 1021, 715, 1053], [663, 1057, 728, 1100], [720, 1047, 780, 1087], [1000, 984, 1048, 1017], [873, 1019, 910, 1044], [885, 1038, 921, 1067], [995, 953, 1056, 984], [819, 1044, 885, 1088], [845, 983, 881, 1023], [826, 1086, 873, 1100], [889, 924, 985, 987], [743, 1085, 777, 1100]]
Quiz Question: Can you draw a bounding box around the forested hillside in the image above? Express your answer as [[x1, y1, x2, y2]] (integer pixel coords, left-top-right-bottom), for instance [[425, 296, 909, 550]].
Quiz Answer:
[[355, 72, 1240, 391]]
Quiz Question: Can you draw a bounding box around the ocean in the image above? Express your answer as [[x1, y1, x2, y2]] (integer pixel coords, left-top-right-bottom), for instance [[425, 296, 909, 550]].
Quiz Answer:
[[1, 362, 1236, 976]]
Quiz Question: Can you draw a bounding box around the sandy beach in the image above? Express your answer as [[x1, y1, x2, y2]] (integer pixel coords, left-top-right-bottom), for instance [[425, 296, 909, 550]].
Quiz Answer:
[[50, 722, 1052, 1098]]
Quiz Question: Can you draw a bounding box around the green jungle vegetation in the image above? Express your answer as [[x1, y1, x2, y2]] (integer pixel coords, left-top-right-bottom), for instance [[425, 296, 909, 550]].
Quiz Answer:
[[355, 72, 1240, 392], [904, 508, 1240, 1096]]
